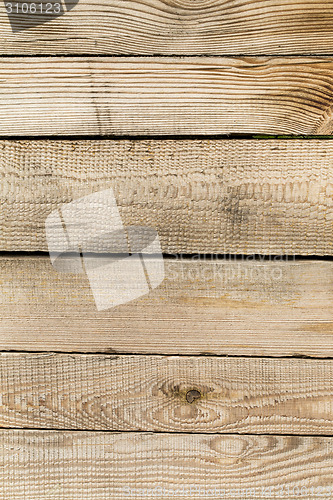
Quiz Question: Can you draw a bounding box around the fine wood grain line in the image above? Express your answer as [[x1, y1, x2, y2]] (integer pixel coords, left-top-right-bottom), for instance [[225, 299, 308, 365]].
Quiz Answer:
[[1, 353, 333, 435], [1, 57, 333, 136], [1, 139, 333, 255], [1, 256, 333, 357], [2, 0, 333, 56], [1, 431, 333, 499]]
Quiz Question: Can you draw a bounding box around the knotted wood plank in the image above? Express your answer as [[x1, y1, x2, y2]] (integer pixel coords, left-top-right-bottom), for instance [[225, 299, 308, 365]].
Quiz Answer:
[[1, 353, 333, 434]]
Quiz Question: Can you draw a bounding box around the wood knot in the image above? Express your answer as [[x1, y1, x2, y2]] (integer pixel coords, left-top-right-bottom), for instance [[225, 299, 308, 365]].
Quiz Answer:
[[186, 389, 201, 404]]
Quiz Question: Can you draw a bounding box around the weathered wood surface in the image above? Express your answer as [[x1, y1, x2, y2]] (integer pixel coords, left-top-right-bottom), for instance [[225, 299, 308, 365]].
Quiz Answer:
[[1, 353, 333, 434], [1, 139, 333, 255], [2, 0, 333, 56], [1, 256, 333, 356], [1, 430, 333, 499], [1, 57, 333, 136]]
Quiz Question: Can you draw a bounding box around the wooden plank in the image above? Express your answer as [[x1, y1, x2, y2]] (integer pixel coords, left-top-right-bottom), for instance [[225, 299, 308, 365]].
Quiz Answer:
[[1, 57, 333, 136], [1, 353, 333, 434], [1, 139, 333, 255], [2, 0, 333, 56], [1, 430, 333, 499], [1, 256, 333, 357]]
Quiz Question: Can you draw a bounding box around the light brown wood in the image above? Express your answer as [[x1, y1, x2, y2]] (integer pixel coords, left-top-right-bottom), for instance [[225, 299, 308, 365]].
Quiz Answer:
[[1, 139, 333, 255], [2, 0, 333, 55], [1, 57, 333, 136], [2, 353, 333, 434], [1, 256, 333, 356], [1, 430, 333, 499]]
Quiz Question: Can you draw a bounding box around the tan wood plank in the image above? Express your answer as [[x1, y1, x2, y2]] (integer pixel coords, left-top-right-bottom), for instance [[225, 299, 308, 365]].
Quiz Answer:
[[1, 57, 333, 136], [1, 430, 333, 499], [2, 0, 333, 56], [1, 256, 333, 357], [1, 353, 333, 434], [1, 139, 333, 255]]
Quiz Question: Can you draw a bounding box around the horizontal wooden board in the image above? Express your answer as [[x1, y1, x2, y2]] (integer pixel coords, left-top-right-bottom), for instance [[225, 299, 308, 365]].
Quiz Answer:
[[1, 256, 333, 356], [1, 57, 333, 136], [1, 139, 333, 255], [1, 430, 333, 499], [1, 353, 333, 434], [1, 0, 333, 56]]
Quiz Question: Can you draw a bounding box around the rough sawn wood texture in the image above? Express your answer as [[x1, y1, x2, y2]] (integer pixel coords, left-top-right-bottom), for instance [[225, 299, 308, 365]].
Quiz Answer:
[[1, 139, 333, 255], [1, 430, 333, 499], [1, 353, 333, 435]]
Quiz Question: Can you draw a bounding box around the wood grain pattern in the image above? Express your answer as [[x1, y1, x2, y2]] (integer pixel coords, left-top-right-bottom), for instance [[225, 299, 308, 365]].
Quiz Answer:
[[1, 430, 333, 499], [1, 139, 333, 255], [2, 353, 333, 434], [2, 0, 333, 55], [1, 57, 333, 136], [1, 256, 333, 357]]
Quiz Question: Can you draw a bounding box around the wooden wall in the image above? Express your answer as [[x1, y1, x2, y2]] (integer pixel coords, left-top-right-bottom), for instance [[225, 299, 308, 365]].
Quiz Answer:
[[1, 1, 333, 498]]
